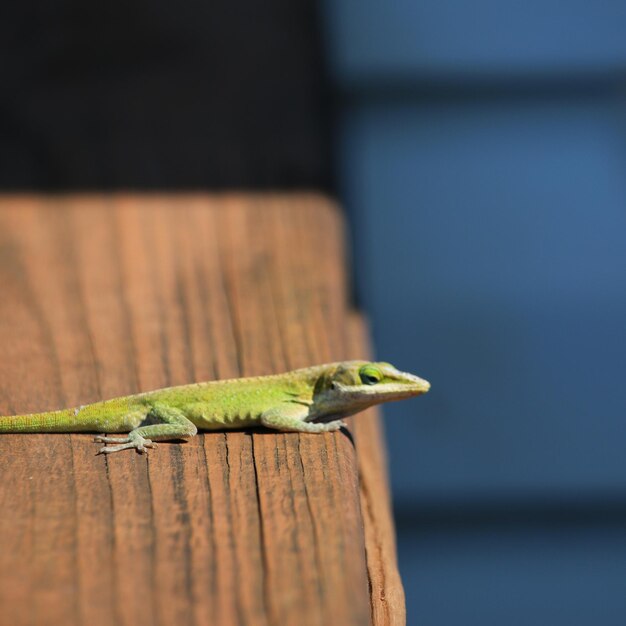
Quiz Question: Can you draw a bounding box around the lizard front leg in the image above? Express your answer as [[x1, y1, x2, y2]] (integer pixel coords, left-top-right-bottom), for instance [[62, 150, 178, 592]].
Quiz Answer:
[[261, 404, 345, 433], [96, 402, 197, 454]]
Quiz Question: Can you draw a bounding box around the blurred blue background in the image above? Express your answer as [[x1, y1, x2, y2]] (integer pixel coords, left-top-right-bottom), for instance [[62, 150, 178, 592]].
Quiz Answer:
[[322, 1, 626, 624]]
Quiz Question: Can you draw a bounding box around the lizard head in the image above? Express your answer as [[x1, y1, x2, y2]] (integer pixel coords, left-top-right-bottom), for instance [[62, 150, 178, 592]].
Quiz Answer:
[[311, 360, 430, 420]]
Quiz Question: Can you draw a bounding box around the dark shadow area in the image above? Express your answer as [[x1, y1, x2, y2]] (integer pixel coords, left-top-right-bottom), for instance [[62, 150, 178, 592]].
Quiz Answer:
[[0, 0, 333, 191], [395, 495, 626, 533]]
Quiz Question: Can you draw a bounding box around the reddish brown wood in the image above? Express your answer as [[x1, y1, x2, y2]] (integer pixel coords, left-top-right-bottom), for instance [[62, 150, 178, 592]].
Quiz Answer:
[[0, 194, 404, 626], [346, 314, 407, 626]]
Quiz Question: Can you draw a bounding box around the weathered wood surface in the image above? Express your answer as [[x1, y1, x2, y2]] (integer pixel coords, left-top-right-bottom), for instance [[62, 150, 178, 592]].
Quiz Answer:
[[347, 315, 406, 626], [0, 194, 404, 626]]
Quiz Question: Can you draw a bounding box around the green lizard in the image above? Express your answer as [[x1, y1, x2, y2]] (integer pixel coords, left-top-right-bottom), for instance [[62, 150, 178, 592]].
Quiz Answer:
[[0, 361, 430, 454]]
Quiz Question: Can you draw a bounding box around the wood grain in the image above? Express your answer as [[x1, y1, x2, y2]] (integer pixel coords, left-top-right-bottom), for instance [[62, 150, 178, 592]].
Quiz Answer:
[[0, 194, 404, 626], [346, 314, 407, 626]]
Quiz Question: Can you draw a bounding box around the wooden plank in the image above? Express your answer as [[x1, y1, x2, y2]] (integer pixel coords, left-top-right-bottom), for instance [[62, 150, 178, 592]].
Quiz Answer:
[[346, 314, 407, 626], [0, 194, 404, 626]]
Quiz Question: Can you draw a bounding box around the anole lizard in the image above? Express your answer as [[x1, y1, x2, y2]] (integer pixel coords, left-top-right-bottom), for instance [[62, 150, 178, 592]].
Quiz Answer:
[[0, 361, 430, 454]]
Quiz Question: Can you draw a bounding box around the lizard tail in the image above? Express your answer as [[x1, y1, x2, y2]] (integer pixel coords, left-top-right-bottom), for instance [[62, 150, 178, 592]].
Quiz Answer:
[[0, 407, 95, 433], [0, 396, 146, 433]]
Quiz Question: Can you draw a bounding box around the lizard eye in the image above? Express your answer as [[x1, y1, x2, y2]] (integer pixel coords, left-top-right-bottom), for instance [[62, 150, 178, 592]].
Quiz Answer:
[[359, 365, 382, 385]]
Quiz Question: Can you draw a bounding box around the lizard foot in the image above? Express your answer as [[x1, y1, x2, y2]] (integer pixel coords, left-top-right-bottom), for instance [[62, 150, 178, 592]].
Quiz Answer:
[[95, 432, 157, 455]]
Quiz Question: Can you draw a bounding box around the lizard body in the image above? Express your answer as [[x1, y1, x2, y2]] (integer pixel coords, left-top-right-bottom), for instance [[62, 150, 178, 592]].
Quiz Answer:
[[0, 361, 430, 454]]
